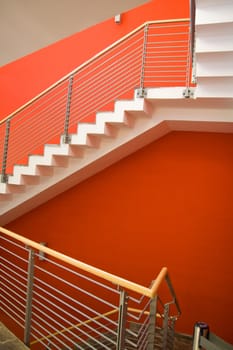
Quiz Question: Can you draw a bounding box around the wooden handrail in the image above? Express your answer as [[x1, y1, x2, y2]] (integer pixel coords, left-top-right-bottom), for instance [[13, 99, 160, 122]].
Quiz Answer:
[[0, 226, 167, 298], [150, 267, 168, 298], [0, 17, 189, 125]]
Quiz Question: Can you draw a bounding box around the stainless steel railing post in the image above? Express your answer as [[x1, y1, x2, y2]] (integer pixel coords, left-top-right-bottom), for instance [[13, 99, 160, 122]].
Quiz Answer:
[[183, 0, 196, 95], [190, 0, 196, 64], [165, 273, 181, 317], [116, 289, 128, 350], [1, 118, 11, 183], [63, 74, 74, 144], [147, 296, 157, 350], [24, 247, 35, 347], [193, 322, 209, 350], [168, 316, 176, 350], [190, 0, 196, 84], [137, 23, 148, 98], [162, 303, 170, 350]]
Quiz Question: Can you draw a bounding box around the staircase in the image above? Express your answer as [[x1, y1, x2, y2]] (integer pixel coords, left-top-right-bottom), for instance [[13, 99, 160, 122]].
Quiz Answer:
[[0, 226, 181, 350], [193, 322, 233, 350], [0, 1, 233, 227], [195, 0, 233, 97], [72, 324, 193, 350]]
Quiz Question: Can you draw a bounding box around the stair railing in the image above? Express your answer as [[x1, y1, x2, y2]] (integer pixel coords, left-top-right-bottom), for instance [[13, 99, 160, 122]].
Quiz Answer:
[[0, 17, 191, 184], [0, 226, 181, 349], [193, 322, 233, 350]]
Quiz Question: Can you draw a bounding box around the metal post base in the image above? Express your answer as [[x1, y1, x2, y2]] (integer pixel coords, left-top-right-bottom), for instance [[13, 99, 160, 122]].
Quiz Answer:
[[136, 88, 147, 98], [182, 87, 194, 98]]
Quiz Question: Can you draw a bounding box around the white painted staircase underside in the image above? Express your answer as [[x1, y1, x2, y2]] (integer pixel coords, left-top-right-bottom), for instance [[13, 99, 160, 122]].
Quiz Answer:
[[0, 87, 233, 225]]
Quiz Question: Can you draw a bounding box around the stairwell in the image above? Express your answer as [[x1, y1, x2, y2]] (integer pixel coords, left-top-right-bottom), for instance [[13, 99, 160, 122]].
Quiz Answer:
[[0, 1, 233, 348]]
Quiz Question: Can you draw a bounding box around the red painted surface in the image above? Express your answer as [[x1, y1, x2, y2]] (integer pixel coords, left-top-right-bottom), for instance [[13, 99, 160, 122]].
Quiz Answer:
[[6, 132, 233, 344]]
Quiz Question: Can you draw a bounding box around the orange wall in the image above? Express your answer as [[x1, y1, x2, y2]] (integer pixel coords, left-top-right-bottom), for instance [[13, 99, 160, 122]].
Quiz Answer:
[[1, 0, 233, 344], [6, 131, 233, 343], [0, 0, 189, 118]]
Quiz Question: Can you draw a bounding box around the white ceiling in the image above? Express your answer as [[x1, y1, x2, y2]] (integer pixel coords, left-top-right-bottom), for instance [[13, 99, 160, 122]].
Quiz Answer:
[[0, 0, 149, 67]]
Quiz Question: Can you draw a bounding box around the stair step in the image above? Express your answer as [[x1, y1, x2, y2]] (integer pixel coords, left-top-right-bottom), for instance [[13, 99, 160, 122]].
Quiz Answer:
[[196, 0, 233, 25], [196, 52, 233, 77], [196, 77, 233, 98], [196, 22, 233, 53]]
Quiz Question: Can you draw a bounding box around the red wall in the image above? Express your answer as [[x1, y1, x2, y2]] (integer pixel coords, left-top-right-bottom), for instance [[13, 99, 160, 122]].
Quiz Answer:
[[6, 131, 233, 343], [0, 0, 189, 118]]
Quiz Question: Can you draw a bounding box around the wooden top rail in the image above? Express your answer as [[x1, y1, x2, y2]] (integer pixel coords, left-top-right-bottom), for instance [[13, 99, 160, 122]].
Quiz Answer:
[[150, 267, 168, 297], [0, 17, 190, 125], [0, 226, 167, 299]]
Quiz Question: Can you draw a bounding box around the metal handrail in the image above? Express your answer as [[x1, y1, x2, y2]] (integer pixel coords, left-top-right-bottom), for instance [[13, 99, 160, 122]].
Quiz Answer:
[[0, 18, 189, 125]]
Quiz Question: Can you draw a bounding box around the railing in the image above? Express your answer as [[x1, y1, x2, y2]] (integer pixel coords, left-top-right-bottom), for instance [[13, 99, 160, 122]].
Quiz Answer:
[[0, 18, 191, 182], [193, 322, 233, 350], [0, 226, 181, 350]]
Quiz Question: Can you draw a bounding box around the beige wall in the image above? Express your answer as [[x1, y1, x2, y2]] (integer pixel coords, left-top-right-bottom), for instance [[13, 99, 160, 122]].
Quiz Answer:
[[0, 0, 148, 66]]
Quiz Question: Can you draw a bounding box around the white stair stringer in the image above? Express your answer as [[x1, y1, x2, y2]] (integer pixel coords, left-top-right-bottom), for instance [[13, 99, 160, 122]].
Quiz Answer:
[[195, 0, 233, 98], [0, 93, 151, 222], [1, 86, 233, 225]]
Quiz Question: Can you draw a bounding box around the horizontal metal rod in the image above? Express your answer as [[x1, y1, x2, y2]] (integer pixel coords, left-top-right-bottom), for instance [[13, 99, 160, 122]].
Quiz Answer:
[[1, 294, 25, 318], [0, 235, 28, 252], [2, 282, 26, 303], [1, 269, 28, 289], [32, 308, 77, 348], [33, 290, 118, 337], [31, 323, 97, 350], [41, 254, 120, 294], [0, 245, 28, 263], [34, 267, 117, 309], [1, 260, 27, 282], [31, 323, 66, 350], [31, 305, 118, 346], [1, 255, 27, 276], [0, 307, 25, 328], [0, 276, 27, 300], [33, 281, 118, 328]]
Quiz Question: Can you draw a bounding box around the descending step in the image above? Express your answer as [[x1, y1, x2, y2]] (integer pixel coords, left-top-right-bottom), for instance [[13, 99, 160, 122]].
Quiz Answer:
[[196, 0, 233, 25], [195, 0, 233, 98]]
